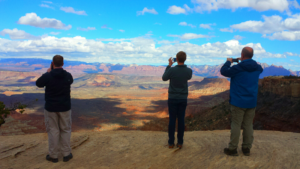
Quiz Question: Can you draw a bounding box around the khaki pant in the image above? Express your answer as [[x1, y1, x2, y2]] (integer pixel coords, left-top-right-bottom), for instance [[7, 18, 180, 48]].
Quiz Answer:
[[229, 105, 256, 150], [44, 109, 72, 158]]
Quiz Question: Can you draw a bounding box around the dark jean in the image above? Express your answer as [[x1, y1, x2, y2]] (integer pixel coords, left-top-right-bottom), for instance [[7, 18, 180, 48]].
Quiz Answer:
[[168, 98, 187, 145]]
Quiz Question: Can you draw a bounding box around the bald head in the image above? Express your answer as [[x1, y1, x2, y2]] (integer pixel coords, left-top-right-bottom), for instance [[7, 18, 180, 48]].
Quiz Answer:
[[242, 47, 254, 59]]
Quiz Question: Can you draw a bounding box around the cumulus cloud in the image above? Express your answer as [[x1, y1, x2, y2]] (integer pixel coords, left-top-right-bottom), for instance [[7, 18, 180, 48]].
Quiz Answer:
[[224, 14, 300, 40], [18, 13, 72, 30], [101, 25, 112, 30], [137, 7, 158, 15], [199, 23, 216, 30], [168, 33, 214, 40], [40, 4, 54, 9], [119, 30, 125, 33], [0, 28, 40, 40], [77, 27, 96, 31], [0, 36, 288, 64], [220, 28, 234, 32], [234, 35, 244, 40], [50, 32, 60, 35], [60, 7, 87, 15], [167, 5, 187, 14], [191, 0, 291, 12], [179, 22, 196, 28]]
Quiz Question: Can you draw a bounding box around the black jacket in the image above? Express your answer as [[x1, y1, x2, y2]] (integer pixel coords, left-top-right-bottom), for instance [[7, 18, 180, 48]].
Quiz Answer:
[[36, 68, 73, 112], [162, 65, 193, 99]]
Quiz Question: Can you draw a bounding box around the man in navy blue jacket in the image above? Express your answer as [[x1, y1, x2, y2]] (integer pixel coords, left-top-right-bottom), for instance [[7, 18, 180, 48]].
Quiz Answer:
[[220, 47, 263, 156]]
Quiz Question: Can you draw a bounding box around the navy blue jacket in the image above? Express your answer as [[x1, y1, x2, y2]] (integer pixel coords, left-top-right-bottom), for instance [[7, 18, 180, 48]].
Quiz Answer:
[[220, 59, 263, 108], [36, 68, 73, 112]]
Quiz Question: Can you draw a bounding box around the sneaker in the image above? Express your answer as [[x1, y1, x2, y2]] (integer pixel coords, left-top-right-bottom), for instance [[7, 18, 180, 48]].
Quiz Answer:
[[224, 148, 238, 156], [176, 144, 183, 149], [242, 147, 250, 156], [46, 155, 58, 163], [63, 153, 73, 162], [169, 144, 175, 149]]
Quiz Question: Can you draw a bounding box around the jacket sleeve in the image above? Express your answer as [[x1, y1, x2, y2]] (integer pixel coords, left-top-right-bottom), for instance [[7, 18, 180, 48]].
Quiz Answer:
[[162, 66, 172, 81], [36, 73, 49, 88], [188, 68, 193, 80], [220, 61, 240, 77], [68, 73, 74, 85]]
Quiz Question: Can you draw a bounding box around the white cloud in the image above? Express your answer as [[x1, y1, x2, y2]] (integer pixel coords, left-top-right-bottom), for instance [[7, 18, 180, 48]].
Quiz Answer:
[[77, 27, 96, 31], [179, 22, 196, 28], [234, 35, 244, 40], [191, 0, 291, 12], [225, 14, 300, 40], [50, 32, 60, 35], [101, 25, 112, 30], [167, 5, 186, 14], [168, 33, 214, 40], [0, 37, 288, 64], [154, 23, 162, 25], [137, 7, 158, 15], [263, 31, 300, 41], [18, 13, 72, 30], [40, 4, 54, 9], [200, 23, 216, 30], [0, 28, 40, 40], [60, 7, 87, 15], [119, 30, 125, 33]]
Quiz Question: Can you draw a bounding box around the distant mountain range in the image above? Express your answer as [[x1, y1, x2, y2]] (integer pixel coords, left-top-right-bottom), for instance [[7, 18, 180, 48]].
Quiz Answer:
[[0, 58, 299, 79]]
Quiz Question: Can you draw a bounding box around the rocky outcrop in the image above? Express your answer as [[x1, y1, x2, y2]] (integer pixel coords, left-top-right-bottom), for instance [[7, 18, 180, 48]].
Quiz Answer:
[[259, 76, 300, 98], [112, 65, 166, 76]]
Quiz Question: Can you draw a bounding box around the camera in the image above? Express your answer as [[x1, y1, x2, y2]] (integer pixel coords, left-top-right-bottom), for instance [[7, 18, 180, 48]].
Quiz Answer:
[[173, 58, 177, 62], [232, 58, 239, 63]]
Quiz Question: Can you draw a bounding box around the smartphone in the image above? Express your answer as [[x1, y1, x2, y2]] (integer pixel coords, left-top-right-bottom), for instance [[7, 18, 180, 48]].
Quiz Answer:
[[232, 58, 239, 62], [173, 58, 177, 62]]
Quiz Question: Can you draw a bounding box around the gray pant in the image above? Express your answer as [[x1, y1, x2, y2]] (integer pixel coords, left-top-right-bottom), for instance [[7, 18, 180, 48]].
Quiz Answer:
[[229, 105, 256, 150], [44, 109, 72, 158]]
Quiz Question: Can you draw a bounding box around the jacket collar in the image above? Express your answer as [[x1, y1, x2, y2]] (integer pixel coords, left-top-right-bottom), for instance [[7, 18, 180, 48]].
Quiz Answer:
[[175, 64, 187, 67]]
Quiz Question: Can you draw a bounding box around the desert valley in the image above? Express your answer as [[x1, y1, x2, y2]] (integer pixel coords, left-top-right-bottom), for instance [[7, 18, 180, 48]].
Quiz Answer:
[[0, 58, 300, 135]]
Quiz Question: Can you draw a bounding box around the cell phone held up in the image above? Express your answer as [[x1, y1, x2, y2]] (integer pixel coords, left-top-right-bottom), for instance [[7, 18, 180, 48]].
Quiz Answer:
[[173, 58, 177, 62], [232, 58, 239, 63]]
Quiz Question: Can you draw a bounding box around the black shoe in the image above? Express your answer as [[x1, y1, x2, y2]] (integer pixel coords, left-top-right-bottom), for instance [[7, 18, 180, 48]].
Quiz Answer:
[[63, 153, 73, 162], [224, 148, 238, 156], [176, 143, 183, 149], [242, 147, 250, 156], [46, 155, 58, 163]]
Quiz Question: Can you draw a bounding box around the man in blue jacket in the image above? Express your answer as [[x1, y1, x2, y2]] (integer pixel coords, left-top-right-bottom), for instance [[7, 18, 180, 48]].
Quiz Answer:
[[162, 51, 193, 149], [220, 47, 263, 156], [36, 55, 73, 163]]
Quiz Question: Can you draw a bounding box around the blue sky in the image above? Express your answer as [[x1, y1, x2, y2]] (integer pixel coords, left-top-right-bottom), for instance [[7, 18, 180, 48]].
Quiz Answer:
[[0, 0, 300, 70]]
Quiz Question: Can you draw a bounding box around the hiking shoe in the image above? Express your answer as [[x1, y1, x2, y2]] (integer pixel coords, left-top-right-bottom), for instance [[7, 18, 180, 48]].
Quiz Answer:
[[176, 144, 183, 149], [63, 153, 73, 162], [46, 155, 58, 163], [242, 147, 250, 156], [169, 144, 175, 149], [224, 148, 238, 156]]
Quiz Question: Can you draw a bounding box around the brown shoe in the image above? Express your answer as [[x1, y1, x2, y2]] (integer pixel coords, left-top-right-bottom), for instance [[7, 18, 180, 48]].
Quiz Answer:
[[169, 144, 175, 148], [176, 144, 182, 149]]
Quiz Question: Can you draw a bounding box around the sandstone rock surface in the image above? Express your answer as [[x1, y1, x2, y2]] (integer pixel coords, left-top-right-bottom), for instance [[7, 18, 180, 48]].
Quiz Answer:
[[0, 130, 299, 169]]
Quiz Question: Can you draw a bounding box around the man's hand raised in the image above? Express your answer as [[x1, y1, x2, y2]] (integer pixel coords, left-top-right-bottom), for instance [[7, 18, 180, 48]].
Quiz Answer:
[[168, 57, 174, 67], [227, 58, 233, 63]]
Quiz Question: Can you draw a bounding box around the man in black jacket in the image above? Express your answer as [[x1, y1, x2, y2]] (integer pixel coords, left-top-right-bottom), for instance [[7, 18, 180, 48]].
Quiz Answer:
[[36, 55, 73, 163], [162, 51, 193, 149]]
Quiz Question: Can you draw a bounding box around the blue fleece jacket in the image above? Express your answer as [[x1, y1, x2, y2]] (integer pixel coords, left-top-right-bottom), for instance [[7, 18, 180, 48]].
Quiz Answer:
[[220, 59, 263, 108]]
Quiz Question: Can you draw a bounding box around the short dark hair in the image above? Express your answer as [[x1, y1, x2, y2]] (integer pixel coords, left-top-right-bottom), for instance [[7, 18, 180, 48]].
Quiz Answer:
[[242, 47, 254, 59], [53, 55, 64, 67], [176, 51, 186, 63]]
